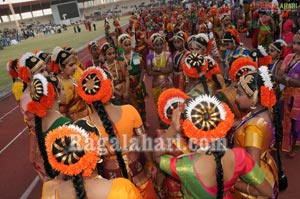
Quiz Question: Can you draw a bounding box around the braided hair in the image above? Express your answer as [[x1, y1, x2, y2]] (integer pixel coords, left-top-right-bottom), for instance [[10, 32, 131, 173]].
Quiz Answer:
[[93, 101, 129, 178], [34, 116, 58, 178], [206, 140, 225, 199]]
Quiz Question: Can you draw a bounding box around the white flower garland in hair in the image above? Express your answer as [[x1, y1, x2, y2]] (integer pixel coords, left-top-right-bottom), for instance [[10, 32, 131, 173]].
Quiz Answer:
[[205, 55, 216, 65], [86, 66, 108, 80], [6, 61, 10, 72], [65, 124, 90, 141], [258, 45, 268, 56], [275, 39, 287, 47], [163, 97, 185, 119], [185, 94, 226, 121], [259, 66, 273, 89], [51, 46, 63, 62], [19, 52, 35, 68], [33, 73, 48, 96]]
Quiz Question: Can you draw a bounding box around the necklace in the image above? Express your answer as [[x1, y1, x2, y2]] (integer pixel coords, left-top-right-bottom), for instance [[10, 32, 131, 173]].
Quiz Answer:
[[153, 51, 164, 67], [123, 52, 133, 70], [105, 60, 119, 80]]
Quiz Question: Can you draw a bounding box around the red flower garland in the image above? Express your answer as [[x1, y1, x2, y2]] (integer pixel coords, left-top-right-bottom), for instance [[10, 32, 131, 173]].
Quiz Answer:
[[260, 86, 276, 107], [27, 83, 55, 117], [18, 67, 30, 83]]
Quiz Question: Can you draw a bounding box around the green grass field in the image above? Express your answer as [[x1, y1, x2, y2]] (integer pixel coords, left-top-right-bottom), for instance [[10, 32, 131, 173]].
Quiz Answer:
[[0, 16, 129, 91]]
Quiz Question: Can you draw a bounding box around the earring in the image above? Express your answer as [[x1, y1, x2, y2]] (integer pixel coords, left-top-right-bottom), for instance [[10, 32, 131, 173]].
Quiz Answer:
[[250, 90, 258, 110]]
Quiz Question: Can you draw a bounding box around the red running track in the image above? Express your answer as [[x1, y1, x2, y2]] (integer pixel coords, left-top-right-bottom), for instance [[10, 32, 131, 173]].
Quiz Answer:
[[0, 33, 299, 199]]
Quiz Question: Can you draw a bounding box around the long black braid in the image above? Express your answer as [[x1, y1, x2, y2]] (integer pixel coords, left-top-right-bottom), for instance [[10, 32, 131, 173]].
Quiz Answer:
[[212, 74, 223, 90], [93, 101, 129, 178], [34, 116, 58, 178], [199, 74, 210, 94], [206, 140, 225, 199], [273, 89, 283, 149], [72, 174, 86, 199]]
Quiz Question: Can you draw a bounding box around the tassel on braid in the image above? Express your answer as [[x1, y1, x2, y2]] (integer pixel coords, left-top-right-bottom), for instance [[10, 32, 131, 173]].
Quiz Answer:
[[34, 116, 58, 178], [93, 101, 129, 178]]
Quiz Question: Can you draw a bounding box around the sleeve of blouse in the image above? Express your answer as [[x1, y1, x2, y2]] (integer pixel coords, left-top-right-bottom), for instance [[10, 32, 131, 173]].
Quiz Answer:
[[129, 105, 143, 128], [244, 125, 264, 149], [160, 155, 180, 181], [233, 148, 265, 186], [240, 150, 265, 186]]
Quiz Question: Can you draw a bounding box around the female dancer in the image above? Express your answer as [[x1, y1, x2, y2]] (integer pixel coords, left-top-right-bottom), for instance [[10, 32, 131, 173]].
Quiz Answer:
[[42, 124, 142, 199], [50, 46, 90, 121], [146, 33, 173, 105], [17, 53, 49, 181], [276, 32, 300, 157], [117, 33, 149, 128], [172, 31, 189, 91], [77, 67, 157, 198], [25, 73, 71, 180], [100, 42, 130, 105], [155, 94, 273, 198], [233, 66, 279, 198]]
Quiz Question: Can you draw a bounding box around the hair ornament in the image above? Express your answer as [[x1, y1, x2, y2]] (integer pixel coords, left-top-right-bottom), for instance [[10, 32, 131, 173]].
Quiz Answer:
[[6, 58, 18, 79], [182, 94, 234, 147], [258, 66, 276, 107], [258, 45, 267, 56], [204, 56, 221, 80], [229, 57, 258, 82], [118, 33, 131, 46], [27, 74, 55, 117], [157, 88, 189, 124], [183, 53, 207, 78], [45, 125, 100, 176], [77, 67, 112, 104]]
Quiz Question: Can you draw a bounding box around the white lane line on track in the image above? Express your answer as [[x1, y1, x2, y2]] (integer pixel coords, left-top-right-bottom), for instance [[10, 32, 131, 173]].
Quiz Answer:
[[0, 127, 26, 155], [0, 105, 18, 121], [20, 176, 40, 199]]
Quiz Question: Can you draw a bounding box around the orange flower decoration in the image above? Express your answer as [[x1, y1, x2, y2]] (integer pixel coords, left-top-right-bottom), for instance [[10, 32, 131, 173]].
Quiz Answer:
[[229, 57, 258, 83], [157, 88, 188, 124], [204, 56, 221, 80], [77, 67, 113, 104], [7, 58, 18, 79], [45, 125, 100, 176], [182, 95, 234, 147], [258, 66, 276, 107], [27, 75, 55, 117], [258, 55, 272, 67], [182, 53, 207, 78], [260, 86, 276, 107]]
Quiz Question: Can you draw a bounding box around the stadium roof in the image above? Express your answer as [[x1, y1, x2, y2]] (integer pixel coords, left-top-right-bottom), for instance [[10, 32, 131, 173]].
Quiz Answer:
[[0, 0, 90, 15]]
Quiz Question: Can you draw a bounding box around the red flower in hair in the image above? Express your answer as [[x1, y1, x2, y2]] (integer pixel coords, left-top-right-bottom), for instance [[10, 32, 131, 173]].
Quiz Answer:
[[27, 83, 55, 117], [260, 86, 276, 107], [49, 61, 60, 74], [18, 67, 30, 83]]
